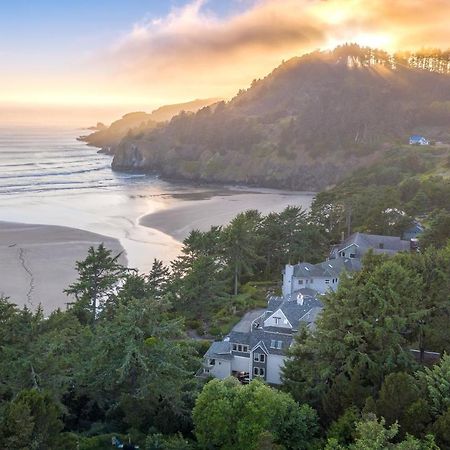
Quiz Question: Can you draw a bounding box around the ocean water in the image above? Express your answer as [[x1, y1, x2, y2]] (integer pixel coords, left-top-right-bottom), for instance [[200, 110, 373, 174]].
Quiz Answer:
[[0, 126, 147, 195], [0, 126, 314, 272]]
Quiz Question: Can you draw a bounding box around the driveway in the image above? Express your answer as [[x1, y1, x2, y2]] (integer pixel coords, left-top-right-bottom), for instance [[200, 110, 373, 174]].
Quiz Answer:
[[232, 309, 266, 333]]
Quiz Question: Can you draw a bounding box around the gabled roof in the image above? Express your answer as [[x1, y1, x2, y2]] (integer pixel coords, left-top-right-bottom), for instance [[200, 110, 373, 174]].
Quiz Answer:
[[264, 308, 292, 328], [263, 290, 323, 332], [252, 340, 269, 354], [332, 232, 410, 256], [278, 294, 323, 330], [229, 328, 294, 355]]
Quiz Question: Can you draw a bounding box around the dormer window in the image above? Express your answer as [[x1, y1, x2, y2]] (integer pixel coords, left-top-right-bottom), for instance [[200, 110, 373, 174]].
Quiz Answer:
[[276, 341, 282, 349]]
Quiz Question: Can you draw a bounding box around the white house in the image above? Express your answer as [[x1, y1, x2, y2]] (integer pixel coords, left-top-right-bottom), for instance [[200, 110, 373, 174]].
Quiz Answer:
[[202, 232, 413, 386], [282, 259, 360, 297], [409, 135, 429, 145], [199, 291, 323, 385]]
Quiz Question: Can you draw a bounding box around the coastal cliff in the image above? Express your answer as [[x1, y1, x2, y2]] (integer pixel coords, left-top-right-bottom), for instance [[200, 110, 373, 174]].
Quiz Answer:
[[111, 45, 450, 190]]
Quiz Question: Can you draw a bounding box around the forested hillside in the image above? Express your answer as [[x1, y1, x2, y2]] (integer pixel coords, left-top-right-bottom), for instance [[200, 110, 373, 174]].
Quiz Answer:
[[79, 98, 220, 149], [111, 45, 450, 190]]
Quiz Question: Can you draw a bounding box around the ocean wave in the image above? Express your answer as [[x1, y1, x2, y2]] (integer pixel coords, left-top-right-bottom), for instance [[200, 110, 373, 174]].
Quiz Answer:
[[0, 165, 109, 180]]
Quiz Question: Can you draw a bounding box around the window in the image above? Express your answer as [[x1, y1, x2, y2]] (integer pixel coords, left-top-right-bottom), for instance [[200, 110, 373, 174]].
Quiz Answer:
[[325, 279, 330, 284], [254, 367, 265, 377], [242, 345, 249, 352], [254, 353, 265, 362], [209, 359, 215, 365], [276, 341, 283, 350], [270, 340, 276, 348], [349, 253, 356, 258], [379, 243, 384, 249], [232, 344, 237, 351], [310, 279, 314, 284], [298, 279, 303, 285], [238, 345, 242, 352], [274, 316, 281, 325]]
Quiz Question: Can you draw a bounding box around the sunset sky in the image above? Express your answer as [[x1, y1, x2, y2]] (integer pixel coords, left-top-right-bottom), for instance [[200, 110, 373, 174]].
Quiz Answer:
[[1, 0, 449, 125]]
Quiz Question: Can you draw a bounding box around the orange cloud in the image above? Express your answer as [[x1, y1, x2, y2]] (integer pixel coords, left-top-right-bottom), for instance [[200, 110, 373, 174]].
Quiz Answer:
[[3, 0, 450, 125], [105, 0, 450, 102]]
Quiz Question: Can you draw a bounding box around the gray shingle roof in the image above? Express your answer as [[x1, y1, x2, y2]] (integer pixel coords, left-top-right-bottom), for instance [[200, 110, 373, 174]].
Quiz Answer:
[[229, 328, 294, 355], [293, 262, 324, 277], [291, 258, 361, 279], [330, 232, 410, 258], [205, 341, 232, 360], [277, 294, 323, 330], [316, 258, 362, 276]]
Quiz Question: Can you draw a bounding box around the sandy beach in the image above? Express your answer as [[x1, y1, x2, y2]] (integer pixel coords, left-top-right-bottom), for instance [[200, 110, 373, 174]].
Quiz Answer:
[[0, 221, 125, 314], [139, 190, 314, 241]]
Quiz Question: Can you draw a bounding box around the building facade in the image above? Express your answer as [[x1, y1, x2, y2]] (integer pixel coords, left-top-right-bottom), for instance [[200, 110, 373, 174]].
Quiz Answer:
[[200, 290, 322, 385], [201, 232, 413, 385]]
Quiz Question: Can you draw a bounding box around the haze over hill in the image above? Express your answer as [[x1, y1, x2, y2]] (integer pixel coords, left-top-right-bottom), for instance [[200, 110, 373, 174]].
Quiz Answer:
[[104, 45, 450, 190], [80, 98, 220, 149]]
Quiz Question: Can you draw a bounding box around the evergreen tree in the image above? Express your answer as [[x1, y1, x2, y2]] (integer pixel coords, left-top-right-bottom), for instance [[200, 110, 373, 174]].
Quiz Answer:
[[222, 211, 261, 295], [64, 244, 128, 325]]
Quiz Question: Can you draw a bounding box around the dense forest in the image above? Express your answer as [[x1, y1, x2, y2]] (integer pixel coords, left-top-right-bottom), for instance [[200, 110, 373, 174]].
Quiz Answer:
[[108, 45, 450, 190], [1, 149, 450, 447]]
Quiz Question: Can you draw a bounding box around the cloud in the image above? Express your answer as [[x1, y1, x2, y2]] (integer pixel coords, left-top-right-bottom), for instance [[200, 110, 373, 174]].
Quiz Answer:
[[105, 0, 450, 102], [107, 0, 327, 100]]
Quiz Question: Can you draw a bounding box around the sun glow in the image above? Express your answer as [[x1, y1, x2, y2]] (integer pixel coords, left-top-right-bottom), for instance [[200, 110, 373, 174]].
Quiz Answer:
[[325, 32, 394, 52]]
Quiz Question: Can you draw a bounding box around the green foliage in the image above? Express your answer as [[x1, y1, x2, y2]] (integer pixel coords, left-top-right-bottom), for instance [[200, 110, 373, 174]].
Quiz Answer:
[[169, 206, 327, 334], [375, 372, 430, 436], [416, 353, 450, 417], [310, 152, 450, 241], [193, 378, 319, 450], [420, 209, 450, 249], [65, 243, 128, 325], [0, 389, 70, 450], [145, 433, 193, 450], [283, 255, 425, 418], [222, 210, 261, 295], [327, 407, 361, 445], [431, 407, 450, 448], [112, 46, 450, 192], [325, 415, 439, 450]]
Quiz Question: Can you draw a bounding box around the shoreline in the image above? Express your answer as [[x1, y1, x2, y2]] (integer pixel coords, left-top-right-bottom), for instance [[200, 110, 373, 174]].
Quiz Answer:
[[0, 221, 125, 314], [139, 190, 314, 242]]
